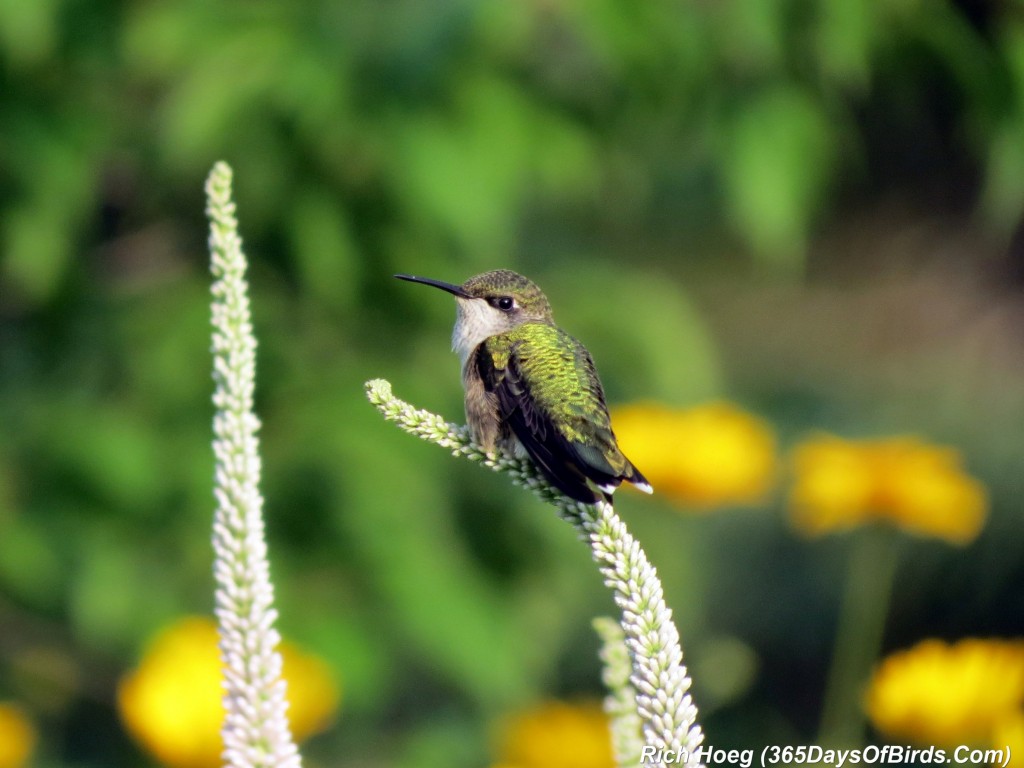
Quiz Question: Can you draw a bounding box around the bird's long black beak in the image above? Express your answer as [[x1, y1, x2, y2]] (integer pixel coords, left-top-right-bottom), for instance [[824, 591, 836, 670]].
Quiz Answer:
[[394, 274, 472, 299]]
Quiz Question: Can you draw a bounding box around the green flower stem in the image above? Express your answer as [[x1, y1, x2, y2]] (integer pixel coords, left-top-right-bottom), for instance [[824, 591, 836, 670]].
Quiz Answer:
[[818, 527, 900, 746], [596, 617, 645, 765]]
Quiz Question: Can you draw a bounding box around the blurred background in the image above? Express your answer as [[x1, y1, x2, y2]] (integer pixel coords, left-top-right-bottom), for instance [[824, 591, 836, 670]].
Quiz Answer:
[[1, 0, 1023, 766]]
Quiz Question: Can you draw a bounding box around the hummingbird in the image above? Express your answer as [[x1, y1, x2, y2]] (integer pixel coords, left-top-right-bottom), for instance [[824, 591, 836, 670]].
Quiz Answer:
[[395, 269, 652, 504]]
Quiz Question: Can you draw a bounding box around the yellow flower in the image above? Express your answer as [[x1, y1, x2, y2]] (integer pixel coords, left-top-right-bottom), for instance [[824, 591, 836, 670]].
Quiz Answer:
[[866, 638, 1024, 748], [118, 616, 340, 768], [0, 704, 36, 768], [612, 401, 777, 509], [789, 435, 987, 543], [992, 710, 1024, 755], [493, 700, 614, 768]]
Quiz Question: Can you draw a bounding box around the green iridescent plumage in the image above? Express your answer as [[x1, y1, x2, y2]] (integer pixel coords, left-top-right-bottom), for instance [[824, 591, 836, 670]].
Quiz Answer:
[[395, 269, 651, 504], [478, 323, 644, 502]]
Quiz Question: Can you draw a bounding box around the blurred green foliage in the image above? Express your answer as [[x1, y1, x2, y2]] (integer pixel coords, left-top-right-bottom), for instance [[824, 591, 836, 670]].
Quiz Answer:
[[1, 0, 1023, 766]]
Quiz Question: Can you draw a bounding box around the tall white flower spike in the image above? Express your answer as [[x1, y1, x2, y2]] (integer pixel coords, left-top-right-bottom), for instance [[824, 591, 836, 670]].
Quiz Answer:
[[366, 377, 704, 766], [207, 162, 301, 768]]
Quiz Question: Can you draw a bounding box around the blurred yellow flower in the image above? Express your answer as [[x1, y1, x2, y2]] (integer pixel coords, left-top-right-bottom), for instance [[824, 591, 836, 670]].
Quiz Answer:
[[866, 638, 1024, 748], [0, 703, 36, 768], [992, 710, 1024, 755], [493, 700, 614, 768], [612, 401, 777, 509], [118, 616, 340, 768], [789, 435, 987, 543]]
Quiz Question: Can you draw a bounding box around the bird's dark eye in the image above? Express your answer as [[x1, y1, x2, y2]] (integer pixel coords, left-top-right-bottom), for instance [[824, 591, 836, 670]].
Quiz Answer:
[[491, 296, 515, 311]]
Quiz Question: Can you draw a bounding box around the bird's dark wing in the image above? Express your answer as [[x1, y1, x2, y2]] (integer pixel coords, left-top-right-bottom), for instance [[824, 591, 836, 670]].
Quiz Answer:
[[478, 324, 649, 503]]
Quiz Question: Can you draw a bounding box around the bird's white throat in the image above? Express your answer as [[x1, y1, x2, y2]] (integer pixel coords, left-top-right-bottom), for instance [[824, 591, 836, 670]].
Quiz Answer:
[[451, 298, 508, 369]]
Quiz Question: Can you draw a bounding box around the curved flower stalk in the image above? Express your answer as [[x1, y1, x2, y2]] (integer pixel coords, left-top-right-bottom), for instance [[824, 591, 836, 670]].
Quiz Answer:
[[365, 378, 704, 764], [207, 162, 301, 768]]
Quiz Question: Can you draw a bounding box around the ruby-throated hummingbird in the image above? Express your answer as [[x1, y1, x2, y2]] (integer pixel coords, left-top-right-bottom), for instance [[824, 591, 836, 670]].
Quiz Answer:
[[396, 269, 652, 504]]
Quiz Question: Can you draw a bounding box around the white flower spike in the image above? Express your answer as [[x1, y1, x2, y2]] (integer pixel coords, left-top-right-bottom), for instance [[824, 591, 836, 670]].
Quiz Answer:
[[207, 161, 302, 768], [365, 377, 704, 765]]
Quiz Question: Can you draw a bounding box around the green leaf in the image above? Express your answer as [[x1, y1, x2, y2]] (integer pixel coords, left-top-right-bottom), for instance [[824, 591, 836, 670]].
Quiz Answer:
[[719, 86, 835, 269]]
